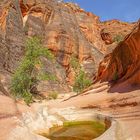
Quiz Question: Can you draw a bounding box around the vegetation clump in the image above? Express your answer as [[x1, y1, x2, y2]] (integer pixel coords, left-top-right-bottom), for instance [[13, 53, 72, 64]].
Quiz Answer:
[[70, 55, 80, 70], [48, 91, 58, 100], [113, 34, 124, 43], [38, 72, 57, 82], [11, 37, 54, 104], [73, 69, 92, 93], [70, 55, 92, 93]]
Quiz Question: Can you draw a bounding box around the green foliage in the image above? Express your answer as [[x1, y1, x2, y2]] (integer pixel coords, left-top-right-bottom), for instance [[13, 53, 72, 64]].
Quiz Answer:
[[113, 34, 124, 43], [70, 55, 92, 93], [48, 91, 58, 100], [70, 56, 80, 70], [38, 72, 57, 81], [11, 37, 54, 104], [73, 69, 92, 93]]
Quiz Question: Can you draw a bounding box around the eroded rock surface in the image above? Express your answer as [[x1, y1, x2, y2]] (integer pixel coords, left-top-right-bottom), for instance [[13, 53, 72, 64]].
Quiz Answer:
[[0, 0, 25, 72], [97, 22, 140, 88], [0, 0, 135, 88]]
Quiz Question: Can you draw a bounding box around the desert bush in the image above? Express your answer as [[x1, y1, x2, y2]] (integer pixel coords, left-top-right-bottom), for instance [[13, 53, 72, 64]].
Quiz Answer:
[[11, 37, 54, 104], [113, 34, 124, 43], [38, 72, 57, 82], [70, 55, 92, 93], [70, 55, 80, 70], [73, 69, 92, 93], [48, 91, 58, 100]]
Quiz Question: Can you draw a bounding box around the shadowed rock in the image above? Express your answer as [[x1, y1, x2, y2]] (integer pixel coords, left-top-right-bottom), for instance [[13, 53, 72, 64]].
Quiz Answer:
[[97, 21, 140, 91]]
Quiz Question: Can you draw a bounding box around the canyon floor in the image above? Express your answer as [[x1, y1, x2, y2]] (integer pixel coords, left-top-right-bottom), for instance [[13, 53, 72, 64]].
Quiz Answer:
[[1, 82, 140, 140]]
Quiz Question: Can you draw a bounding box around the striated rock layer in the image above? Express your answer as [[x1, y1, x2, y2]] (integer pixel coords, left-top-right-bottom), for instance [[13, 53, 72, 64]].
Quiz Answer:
[[97, 21, 140, 91], [100, 20, 136, 54], [0, 0, 136, 92], [20, 0, 104, 83]]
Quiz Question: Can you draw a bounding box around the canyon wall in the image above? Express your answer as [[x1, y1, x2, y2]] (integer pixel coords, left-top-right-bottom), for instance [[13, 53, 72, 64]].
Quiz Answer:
[[0, 0, 136, 94], [97, 22, 140, 90]]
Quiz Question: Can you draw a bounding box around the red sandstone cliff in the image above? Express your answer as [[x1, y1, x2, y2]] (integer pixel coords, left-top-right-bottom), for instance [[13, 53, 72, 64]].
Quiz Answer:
[[97, 21, 140, 90], [0, 0, 136, 93]]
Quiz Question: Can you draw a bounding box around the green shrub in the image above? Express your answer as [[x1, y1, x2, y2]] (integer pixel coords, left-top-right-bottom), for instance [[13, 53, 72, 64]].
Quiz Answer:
[[73, 69, 92, 93], [48, 91, 58, 100], [70, 55, 80, 70], [69, 55, 92, 93], [11, 37, 54, 105], [113, 34, 124, 43], [38, 72, 57, 82]]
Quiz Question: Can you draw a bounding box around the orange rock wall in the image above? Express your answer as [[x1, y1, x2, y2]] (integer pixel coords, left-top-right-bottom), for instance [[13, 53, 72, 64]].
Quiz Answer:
[[0, 0, 136, 86], [97, 22, 140, 86]]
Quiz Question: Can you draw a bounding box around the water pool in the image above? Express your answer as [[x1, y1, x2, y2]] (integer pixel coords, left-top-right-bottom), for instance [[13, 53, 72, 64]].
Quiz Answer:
[[41, 121, 107, 140]]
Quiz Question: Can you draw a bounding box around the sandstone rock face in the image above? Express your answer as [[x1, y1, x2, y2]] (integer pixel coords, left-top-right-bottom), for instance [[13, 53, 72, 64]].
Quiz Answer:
[[0, 0, 104, 89], [0, 0, 136, 92], [37, 58, 70, 94], [0, 0, 25, 72], [100, 20, 136, 40], [22, 1, 104, 79], [97, 22, 140, 87], [99, 20, 136, 54], [100, 29, 113, 45]]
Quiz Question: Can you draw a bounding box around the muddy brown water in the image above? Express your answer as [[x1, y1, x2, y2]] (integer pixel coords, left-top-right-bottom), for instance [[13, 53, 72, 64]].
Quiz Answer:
[[41, 121, 108, 140]]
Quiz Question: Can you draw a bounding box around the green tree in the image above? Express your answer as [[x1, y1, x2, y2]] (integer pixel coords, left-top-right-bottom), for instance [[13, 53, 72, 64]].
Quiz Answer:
[[113, 34, 124, 43], [11, 37, 54, 104], [48, 91, 58, 100], [73, 69, 92, 93], [70, 55, 80, 70], [69, 55, 92, 93]]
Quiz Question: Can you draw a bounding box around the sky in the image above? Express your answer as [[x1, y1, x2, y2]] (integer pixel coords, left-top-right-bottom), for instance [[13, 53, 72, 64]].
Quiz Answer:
[[64, 0, 140, 22]]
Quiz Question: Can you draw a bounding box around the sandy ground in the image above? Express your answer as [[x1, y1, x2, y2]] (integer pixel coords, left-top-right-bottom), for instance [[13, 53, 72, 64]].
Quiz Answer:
[[0, 95, 31, 140], [1, 82, 140, 140], [48, 82, 140, 140]]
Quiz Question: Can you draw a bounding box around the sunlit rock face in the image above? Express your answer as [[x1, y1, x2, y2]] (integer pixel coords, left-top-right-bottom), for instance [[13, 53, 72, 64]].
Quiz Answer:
[[100, 29, 113, 45], [21, 2, 136, 85], [99, 20, 136, 54], [97, 22, 140, 86], [100, 20, 136, 40], [0, 0, 104, 84], [0, 0, 136, 89], [20, 0, 104, 82]]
